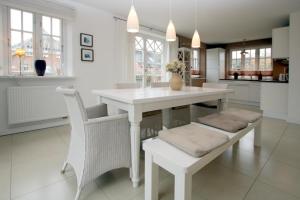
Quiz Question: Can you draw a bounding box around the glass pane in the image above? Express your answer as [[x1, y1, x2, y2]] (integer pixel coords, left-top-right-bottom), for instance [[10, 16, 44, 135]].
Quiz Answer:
[[23, 32, 33, 55], [266, 58, 272, 68], [42, 16, 51, 35], [259, 59, 265, 68], [231, 60, 236, 68], [43, 35, 51, 53], [135, 51, 143, 63], [260, 48, 265, 57], [245, 50, 250, 58], [266, 48, 271, 57], [232, 51, 236, 59], [237, 51, 241, 59], [10, 9, 21, 30], [11, 31, 22, 51], [155, 41, 163, 54], [135, 37, 144, 50], [146, 39, 154, 52], [52, 18, 61, 36], [23, 12, 33, 32], [52, 36, 61, 54], [251, 49, 256, 58]]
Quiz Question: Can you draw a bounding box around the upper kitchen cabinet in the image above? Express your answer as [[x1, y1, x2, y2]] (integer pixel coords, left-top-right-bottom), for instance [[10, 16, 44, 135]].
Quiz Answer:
[[272, 27, 289, 58]]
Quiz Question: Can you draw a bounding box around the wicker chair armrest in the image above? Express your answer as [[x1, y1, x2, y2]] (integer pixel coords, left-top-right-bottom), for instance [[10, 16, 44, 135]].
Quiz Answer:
[[86, 104, 108, 119]]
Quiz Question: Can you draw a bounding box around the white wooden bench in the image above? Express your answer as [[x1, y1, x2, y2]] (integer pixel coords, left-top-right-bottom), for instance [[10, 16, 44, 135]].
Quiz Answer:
[[143, 120, 262, 200]]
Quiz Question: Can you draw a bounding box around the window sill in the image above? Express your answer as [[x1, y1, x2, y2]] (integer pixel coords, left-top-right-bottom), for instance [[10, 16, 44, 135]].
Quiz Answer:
[[0, 75, 76, 80]]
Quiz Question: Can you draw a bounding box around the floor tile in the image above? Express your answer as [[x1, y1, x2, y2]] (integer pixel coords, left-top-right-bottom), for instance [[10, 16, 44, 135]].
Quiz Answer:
[[271, 136, 300, 169], [191, 163, 255, 200], [258, 159, 300, 198], [245, 180, 299, 200], [11, 153, 73, 198], [11, 128, 68, 165], [96, 168, 144, 200], [214, 145, 269, 177], [0, 162, 11, 200], [12, 176, 109, 200], [284, 123, 300, 141]]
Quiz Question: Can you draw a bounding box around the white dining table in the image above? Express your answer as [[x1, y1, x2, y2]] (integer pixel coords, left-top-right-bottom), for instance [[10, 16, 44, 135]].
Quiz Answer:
[[92, 86, 234, 188]]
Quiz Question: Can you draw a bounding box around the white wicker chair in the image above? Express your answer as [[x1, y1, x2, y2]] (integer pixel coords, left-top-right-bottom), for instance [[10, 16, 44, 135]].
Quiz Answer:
[[150, 82, 191, 128], [56, 87, 131, 200], [191, 83, 228, 121], [114, 83, 163, 140]]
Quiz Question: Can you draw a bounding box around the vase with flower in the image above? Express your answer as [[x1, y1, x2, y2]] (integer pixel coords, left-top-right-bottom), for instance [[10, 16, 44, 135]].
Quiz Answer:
[[166, 60, 186, 90]]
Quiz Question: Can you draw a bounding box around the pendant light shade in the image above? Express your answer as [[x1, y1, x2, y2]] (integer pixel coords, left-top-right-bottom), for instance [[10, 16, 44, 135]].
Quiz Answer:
[[192, 30, 201, 48], [127, 5, 139, 33], [166, 20, 176, 42]]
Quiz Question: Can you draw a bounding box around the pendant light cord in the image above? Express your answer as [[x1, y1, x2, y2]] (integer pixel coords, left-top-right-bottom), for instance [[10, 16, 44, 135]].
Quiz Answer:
[[194, 0, 197, 30], [169, 0, 172, 20]]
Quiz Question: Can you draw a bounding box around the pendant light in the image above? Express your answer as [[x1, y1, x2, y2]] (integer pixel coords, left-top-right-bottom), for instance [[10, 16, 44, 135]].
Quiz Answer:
[[166, 0, 176, 41], [191, 0, 201, 48], [127, 0, 139, 33]]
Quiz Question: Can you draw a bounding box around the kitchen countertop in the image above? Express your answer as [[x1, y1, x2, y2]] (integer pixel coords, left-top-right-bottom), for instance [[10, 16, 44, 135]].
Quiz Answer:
[[219, 79, 289, 83]]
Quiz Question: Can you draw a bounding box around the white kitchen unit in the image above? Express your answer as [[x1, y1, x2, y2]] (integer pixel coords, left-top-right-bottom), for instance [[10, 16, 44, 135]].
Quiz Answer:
[[206, 48, 225, 82], [260, 82, 289, 120], [219, 80, 261, 106], [272, 27, 289, 58]]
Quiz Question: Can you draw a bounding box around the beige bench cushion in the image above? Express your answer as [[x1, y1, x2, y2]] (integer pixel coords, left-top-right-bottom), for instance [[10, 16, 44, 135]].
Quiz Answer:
[[198, 113, 248, 133], [158, 124, 229, 157], [221, 108, 262, 123]]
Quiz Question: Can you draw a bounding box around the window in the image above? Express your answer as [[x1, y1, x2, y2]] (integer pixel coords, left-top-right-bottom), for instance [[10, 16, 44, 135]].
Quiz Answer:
[[134, 35, 166, 87], [230, 47, 272, 77], [192, 50, 200, 75], [42, 16, 62, 75], [10, 9, 34, 74], [259, 48, 272, 71], [8, 8, 63, 75]]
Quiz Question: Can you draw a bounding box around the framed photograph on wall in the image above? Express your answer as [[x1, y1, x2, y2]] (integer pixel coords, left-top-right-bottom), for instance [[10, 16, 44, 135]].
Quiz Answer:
[[81, 48, 94, 62], [80, 33, 93, 47]]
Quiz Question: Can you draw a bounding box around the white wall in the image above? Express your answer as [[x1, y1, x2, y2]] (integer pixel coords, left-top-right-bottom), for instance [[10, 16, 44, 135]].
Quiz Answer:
[[0, 3, 120, 135], [288, 11, 300, 124], [71, 3, 117, 106]]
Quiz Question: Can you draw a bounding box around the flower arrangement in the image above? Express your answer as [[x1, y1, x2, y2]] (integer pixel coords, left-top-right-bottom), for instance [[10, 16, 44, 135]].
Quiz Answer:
[[166, 60, 185, 75]]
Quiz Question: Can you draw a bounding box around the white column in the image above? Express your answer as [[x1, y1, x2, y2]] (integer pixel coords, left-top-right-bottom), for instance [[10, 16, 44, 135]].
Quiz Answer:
[[174, 173, 192, 200], [145, 152, 159, 200]]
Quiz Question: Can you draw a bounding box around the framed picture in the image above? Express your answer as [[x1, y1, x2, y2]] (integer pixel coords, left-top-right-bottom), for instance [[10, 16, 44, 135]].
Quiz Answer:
[[80, 33, 93, 47], [81, 48, 94, 62]]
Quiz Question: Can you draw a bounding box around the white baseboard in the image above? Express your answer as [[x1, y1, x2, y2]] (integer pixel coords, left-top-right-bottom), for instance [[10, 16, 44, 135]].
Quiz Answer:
[[263, 111, 287, 120], [0, 119, 70, 136]]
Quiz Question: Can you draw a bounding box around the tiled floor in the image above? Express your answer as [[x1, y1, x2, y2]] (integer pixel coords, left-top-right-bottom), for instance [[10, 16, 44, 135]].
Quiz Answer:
[[1, 104, 300, 200]]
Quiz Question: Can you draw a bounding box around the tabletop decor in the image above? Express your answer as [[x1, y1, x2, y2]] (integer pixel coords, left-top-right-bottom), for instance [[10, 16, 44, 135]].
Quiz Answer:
[[166, 60, 185, 90], [15, 48, 25, 76], [35, 60, 46, 76]]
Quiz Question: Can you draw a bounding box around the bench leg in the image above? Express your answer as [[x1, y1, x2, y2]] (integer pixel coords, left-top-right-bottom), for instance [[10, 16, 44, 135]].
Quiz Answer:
[[145, 152, 159, 200], [254, 121, 262, 147], [175, 173, 192, 200]]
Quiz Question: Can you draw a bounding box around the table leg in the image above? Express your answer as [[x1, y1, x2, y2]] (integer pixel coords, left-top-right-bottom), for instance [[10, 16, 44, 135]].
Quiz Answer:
[[130, 121, 141, 187]]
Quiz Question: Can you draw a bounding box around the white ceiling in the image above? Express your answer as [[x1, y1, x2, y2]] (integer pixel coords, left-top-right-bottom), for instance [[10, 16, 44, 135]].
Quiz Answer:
[[65, 0, 300, 44]]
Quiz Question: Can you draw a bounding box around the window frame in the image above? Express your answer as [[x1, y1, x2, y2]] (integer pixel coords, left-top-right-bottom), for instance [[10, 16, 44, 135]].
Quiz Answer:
[[134, 33, 167, 88], [6, 6, 64, 76], [229, 45, 272, 76]]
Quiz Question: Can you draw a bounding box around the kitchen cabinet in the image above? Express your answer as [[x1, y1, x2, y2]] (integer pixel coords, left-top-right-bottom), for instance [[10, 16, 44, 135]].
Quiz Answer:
[[272, 27, 289, 58], [206, 48, 225, 82], [260, 82, 288, 120], [219, 80, 261, 106]]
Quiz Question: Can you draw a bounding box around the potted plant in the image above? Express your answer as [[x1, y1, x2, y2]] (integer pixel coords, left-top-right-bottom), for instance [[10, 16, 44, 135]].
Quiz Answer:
[[166, 60, 185, 90]]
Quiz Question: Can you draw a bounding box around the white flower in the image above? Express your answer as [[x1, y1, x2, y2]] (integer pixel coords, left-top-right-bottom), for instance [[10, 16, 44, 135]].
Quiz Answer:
[[166, 60, 186, 74]]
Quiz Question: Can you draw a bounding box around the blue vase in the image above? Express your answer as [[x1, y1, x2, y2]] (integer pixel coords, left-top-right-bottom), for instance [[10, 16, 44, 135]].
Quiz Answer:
[[35, 60, 46, 76]]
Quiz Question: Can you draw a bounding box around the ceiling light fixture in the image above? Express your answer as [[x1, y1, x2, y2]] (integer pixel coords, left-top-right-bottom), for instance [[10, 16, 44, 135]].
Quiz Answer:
[[127, 0, 139, 33], [166, 0, 176, 42], [191, 0, 201, 48]]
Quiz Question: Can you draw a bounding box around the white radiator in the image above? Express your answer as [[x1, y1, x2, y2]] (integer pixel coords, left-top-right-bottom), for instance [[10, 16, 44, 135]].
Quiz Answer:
[[8, 86, 68, 124]]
